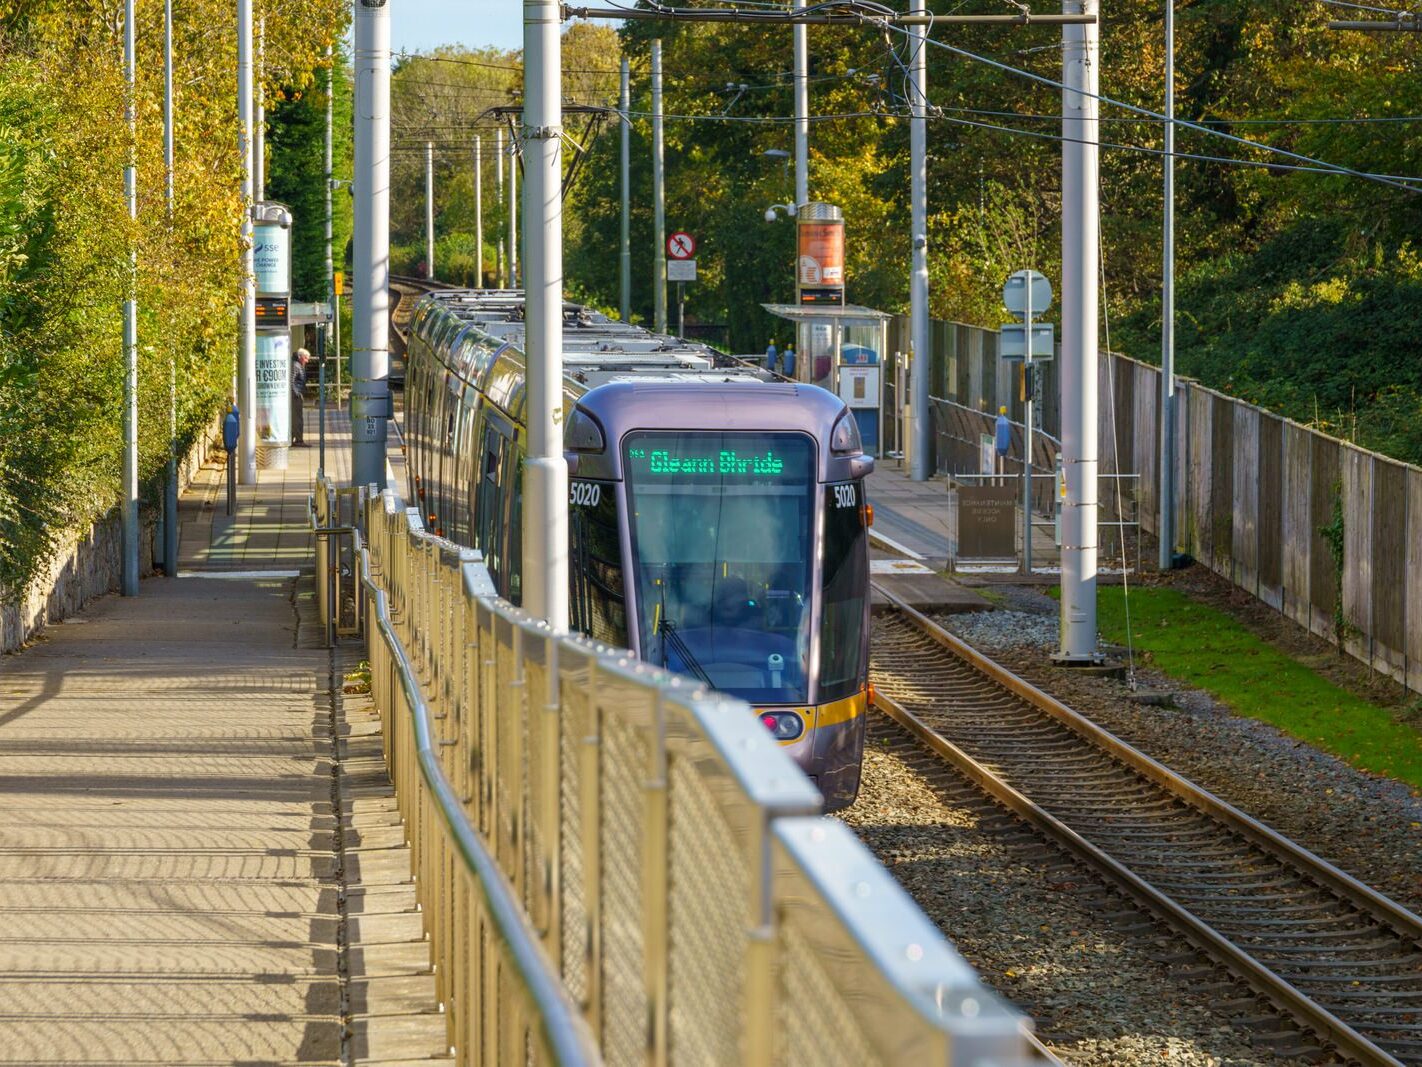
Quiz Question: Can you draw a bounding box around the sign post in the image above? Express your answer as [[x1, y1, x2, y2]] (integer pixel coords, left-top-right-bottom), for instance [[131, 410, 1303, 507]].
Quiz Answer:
[[1001, 269, 1053, 574], [667, 231, 695, 337]]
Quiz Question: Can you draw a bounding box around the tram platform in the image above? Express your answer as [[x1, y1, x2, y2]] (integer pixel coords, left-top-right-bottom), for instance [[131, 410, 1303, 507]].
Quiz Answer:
[[0, 407, 447, 1066], [865, 462, 1065, 612]]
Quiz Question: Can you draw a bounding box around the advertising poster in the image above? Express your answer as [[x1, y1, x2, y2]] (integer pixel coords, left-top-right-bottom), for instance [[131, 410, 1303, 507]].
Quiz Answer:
[[255, 331, 291, 445], [797, 221, 844, 287], [253, 221, 290, 295]]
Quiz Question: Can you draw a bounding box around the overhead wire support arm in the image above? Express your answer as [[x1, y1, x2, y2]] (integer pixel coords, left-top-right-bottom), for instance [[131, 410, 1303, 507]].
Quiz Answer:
[[1327, 17, 1422, 29], [561, 2, 1097, 25]]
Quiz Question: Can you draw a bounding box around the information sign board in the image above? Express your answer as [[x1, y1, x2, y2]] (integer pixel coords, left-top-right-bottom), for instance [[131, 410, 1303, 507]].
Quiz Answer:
[[999, 322, 1055, 361], [667, 258, 697, 282], [254, 332, 291, 446], [957, 484, 1018, 559]]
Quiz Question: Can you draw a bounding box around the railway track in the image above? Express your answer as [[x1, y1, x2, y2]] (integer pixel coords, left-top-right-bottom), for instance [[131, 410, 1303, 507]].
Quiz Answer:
[[868, 586, 1422, 1066]]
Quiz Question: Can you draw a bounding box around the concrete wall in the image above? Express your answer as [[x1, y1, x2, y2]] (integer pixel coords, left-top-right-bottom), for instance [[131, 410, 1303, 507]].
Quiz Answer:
[[1, 414, 224, 652]]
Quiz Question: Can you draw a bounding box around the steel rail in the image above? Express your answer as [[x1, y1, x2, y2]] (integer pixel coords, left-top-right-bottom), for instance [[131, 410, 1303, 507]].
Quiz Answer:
[[870, 580, 1419, 1067], [360, 542, 598, 1065]]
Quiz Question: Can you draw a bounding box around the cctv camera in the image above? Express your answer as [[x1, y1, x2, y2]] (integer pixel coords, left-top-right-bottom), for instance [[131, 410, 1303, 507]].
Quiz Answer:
[[764, 207, 778, 222]]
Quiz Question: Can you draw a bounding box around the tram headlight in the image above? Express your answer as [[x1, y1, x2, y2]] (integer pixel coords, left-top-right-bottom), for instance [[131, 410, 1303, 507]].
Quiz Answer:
[[758, 710, 804, 742]]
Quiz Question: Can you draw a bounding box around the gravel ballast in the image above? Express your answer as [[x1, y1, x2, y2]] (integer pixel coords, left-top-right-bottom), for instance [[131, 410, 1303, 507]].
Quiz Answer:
[[934, 601, 1422, 913], [842, 726, 1295, 1066]]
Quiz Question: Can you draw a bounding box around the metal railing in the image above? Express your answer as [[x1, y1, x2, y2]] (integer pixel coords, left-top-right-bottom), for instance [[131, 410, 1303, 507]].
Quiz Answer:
[[311, 481, 364, 644], [342, 475, 1034, 1066]]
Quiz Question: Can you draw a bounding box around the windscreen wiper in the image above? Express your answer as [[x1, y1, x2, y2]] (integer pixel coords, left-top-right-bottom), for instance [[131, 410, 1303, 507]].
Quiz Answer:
[[658, 620, 714, 688]]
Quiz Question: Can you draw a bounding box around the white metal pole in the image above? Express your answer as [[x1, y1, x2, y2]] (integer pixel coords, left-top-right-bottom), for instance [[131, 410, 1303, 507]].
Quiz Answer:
[[237, 0, 257, 485], [425, 140, 435, 278], [523, 0, 569, 631], [122, 0, 139, 595], [255, 15, 265, 202], [619, 57, 631, 322], [1058, 0, 1100, 662], [495, 128, 505, 287], [352, 0, 391, 490], [651, 39, 666, 333], [474, 136, 483, 285], [908, 12, 931, 481], [1158, 0, 1177, 570], [508, 134, 518, 288], [1022, 305, 1034, 574], [323, 44, 334, 469], [163, 0, 179, 576], [325, 45, 334, 306], [792, 9, 809, 207]]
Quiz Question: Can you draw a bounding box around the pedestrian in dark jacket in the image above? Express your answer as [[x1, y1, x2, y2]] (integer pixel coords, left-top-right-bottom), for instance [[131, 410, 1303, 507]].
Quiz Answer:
[[292, 348, 310, 445]]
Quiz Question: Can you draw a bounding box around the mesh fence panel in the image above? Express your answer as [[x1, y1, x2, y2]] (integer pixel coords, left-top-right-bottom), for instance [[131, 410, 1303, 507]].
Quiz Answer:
[[557, 662, 590, 1006], [778, 916, 884, 1067], [667, 752, 747, 1066], [599, 713, 647, 1067]]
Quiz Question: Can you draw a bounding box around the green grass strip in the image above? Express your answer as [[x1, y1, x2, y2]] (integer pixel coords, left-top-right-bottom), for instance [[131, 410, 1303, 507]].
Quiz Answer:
[[1092, 587, 1422, 790]]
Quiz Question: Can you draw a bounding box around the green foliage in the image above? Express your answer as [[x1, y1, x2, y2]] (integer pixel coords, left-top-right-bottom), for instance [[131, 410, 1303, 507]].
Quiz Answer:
[[0, 0, 347, 592], [1094, 587, 1422, 788], [1319, 482, 1348, 650], [267, 43, 353, 301]]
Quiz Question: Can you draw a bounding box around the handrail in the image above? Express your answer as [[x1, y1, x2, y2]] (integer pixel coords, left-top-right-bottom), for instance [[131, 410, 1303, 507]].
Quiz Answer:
[[360, 545, 599, 1065], [350, 475, 1034, 1066]]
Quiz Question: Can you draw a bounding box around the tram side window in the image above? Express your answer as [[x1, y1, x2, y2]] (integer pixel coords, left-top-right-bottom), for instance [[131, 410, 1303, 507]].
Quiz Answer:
[[476, 428, 506, 588], [568, 480, 626, 647], [505, 445, 524, 605], [820, 481, 868, 703]]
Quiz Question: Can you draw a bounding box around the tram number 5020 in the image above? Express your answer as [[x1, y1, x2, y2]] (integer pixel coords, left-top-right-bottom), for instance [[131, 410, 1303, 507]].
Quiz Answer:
[[570, 481, 602, 508], [832, 483, 858, 509]]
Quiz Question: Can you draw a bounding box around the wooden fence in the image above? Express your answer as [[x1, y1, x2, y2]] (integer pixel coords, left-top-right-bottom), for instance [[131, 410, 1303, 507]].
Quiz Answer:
[[884, 313, 1422, 695]]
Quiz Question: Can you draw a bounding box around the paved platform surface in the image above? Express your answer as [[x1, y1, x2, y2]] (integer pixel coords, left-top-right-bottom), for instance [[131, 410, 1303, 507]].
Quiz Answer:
[[0, 413, 446, 1065]]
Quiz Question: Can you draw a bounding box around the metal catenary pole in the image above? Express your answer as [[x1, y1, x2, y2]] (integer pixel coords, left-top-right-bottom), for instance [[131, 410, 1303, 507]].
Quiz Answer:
[[352, 0, 391, 490], [652, 39, 667, 333], [474, 136, 483, 285], [255, 15, 264, 201], [323, 43, 333, 443], [495, 127, 505, 287], [908, 8, 930, 482], [1057, 0, 1100, 662], [237, 0, 257, 485], [1022, 302, 1035, 575], [425, 140, 435, 278], [793, 5, 809, 207], [1158, 0, 1176, 571], [508, 134, 518, 287], [619, 57, 631, 321], [523, 0, 570, 630], [163, 0, 179, 576], [122, 0, 139, 595]]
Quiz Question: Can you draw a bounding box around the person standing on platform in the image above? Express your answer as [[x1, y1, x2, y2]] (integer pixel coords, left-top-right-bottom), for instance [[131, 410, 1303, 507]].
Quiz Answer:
[[765, 339, 779, 376], [994, 405, 1011, 485], [291, 347, 310, 446], [782, 344, 796, 381]]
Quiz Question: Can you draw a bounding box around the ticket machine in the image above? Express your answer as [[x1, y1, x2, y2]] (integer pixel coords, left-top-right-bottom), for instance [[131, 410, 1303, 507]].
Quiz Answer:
[[837, 343, 881, 456]]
